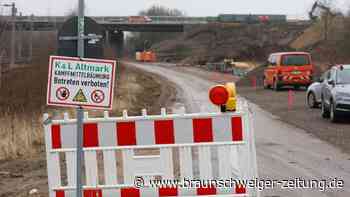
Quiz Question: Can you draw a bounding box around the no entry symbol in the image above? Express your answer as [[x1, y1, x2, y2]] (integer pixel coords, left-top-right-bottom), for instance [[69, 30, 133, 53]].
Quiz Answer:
[[56, 87, 70, 101], [91, 90, 105, 104]]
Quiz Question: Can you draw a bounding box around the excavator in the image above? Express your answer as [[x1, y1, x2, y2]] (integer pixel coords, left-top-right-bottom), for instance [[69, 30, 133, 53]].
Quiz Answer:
[[309, 1, 336, 21], [308, 1, 338, 40]]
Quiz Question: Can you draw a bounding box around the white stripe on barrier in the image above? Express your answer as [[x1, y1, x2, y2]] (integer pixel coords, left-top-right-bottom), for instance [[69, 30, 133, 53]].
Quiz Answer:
[[61, 124, 76, 149], [161, 147, 175, 180], [198, 146, 212, 180], [136, 120, 155, 145], [66, 152, 77, 187], [174, 118, 194, 144], [213, 116, 232, 142], [218, 145, 232, 179], [85, 151, 98, 186], [179, 146, 193, 180], [98, 122, 117, 147], [103, 150, 118, 185]]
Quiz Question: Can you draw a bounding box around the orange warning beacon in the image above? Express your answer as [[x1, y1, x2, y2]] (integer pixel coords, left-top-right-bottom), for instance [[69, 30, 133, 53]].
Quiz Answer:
[[209, 83, 237, 112]]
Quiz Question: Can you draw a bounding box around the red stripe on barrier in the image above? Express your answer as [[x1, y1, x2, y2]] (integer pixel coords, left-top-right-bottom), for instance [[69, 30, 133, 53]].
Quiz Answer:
[[121, 188, 140, 197], [159, 187, 178, 196], [193, 118, 213, 143], [235, 184, 247, 194], [154, 120, 175, 144], [84, 189, 102, 197], [117, 122, 137, 146], [51, 124, 62, 149], [197, 187, 216, 195], [83, 123, 99, 147], [55, 190, 65, 197], [231, 117, 243, 141]]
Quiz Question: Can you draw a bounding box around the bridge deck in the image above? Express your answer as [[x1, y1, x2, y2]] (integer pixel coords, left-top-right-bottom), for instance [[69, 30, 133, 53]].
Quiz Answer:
[[5, 16, 209, 25]]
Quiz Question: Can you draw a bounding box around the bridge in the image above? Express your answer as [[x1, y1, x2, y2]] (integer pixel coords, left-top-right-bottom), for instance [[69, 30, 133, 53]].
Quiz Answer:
[[3, 16, 208, 32], [0, 15, 210, 59], [1, 15, 301, 58]]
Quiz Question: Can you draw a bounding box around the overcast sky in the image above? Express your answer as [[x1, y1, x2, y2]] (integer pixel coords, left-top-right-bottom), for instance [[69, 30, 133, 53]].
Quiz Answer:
[[3, 0, 349, 19]]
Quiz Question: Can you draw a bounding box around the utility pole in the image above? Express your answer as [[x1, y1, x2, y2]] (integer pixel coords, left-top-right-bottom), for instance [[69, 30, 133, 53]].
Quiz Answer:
[[1, 3, 16, 67], [2, 3, 17, 68], [78, 0, 85, 58], [28, 14, 34, 62], [10, 3, 16, 68], [17, 24, 22, 60], [76, 1, 85, 197]]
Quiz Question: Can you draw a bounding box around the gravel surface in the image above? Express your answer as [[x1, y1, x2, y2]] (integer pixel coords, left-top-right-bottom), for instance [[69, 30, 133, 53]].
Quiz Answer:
[[238, 86, 350, 154], [127, 62, 350, 197]]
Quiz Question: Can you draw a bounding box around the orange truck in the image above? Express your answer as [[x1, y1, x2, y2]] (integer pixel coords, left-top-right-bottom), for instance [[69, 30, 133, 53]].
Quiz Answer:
[[135, 51, 157, 62], [263, 52, 314, 90]]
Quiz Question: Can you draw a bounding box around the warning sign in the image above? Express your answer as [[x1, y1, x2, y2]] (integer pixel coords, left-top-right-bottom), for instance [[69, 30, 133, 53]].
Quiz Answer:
[[73, 89, 88, 103], [56, 87, 70, 101], [47, 56, 116, 109], [91, 90, 105, 104]]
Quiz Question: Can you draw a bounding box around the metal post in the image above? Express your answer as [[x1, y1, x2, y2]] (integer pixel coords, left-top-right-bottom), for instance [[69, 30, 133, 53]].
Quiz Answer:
[[10, 2, 16, 68], [78, 0, 85, 58], [76, 106, 84, 197], [77, 1, 85, 197]]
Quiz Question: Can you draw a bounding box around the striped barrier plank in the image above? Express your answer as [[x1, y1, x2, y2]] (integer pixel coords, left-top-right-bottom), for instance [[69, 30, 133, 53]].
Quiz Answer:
[[44, 106, 258, 197]]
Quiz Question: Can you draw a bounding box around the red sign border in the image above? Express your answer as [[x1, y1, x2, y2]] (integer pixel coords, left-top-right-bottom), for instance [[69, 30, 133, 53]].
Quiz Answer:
[[91, 89, 105, 104], [47, 56, 116, 110], [56, 86, 70, 101]]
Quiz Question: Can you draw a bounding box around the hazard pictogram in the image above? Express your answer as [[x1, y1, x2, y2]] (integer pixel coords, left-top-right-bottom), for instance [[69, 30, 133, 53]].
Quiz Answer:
[[91, 90, 105, 104], [73, 89, 88, 103], [47, 56, 116, 109], [56, 87, 70, 101]]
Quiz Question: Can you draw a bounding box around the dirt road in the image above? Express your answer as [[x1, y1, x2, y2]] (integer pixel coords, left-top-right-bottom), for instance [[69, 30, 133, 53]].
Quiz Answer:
[[125, 61, 350, 197]]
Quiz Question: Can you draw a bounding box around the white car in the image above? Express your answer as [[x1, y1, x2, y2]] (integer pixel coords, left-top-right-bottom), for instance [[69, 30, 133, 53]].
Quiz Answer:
[[321, 65, 350, 122], [306, 71, 328, 108]]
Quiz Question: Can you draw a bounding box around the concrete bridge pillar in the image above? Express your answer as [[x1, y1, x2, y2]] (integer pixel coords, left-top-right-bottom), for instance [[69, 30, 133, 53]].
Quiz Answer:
[[105, 30, 110, 46], [110, 30, 124, 58]]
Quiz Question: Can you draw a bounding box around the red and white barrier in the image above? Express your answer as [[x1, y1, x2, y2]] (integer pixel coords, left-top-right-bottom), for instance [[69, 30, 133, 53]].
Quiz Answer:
[[54, 187, 248, 197], [44, 103, 258, 197]]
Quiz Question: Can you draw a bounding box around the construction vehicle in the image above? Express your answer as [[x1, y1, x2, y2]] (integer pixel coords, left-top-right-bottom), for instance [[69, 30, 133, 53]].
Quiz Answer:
[[309, 1, 335, 21], [135, 51, 156, 62], [309, 1, 339, 40]]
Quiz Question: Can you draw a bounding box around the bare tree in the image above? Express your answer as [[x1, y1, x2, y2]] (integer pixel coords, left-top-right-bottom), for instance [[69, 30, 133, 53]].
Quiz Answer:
[[139, 5, 185, 17], [127, 5, 185, 53]]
